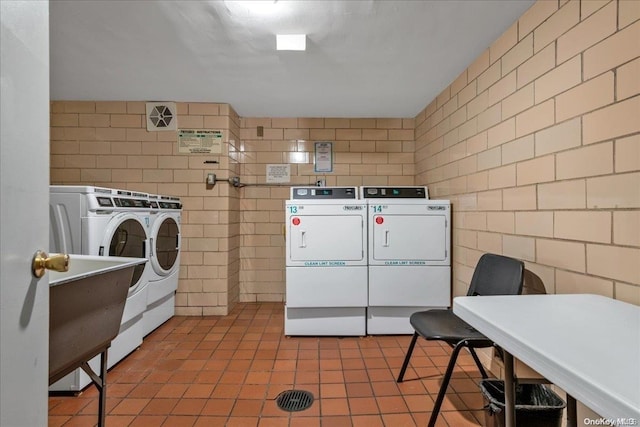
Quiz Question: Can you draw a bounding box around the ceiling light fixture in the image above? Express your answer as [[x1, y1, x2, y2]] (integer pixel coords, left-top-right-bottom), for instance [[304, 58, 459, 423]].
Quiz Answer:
[[276, 34, 306, 51]]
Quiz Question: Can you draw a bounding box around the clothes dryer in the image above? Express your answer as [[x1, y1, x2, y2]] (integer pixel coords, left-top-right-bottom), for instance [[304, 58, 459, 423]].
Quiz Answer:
[[49, 186, 152, 391], [143, 193, 182, 336], [361, 186, 451, 334], [285, 187, 367, 336]]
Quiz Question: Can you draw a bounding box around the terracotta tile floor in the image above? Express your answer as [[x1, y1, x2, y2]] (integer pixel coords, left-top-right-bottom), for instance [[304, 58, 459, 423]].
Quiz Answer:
[[49, 303, 487, 426]]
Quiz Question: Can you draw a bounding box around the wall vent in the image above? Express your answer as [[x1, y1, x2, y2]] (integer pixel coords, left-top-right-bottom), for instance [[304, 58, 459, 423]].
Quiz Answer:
[[146, 102, 177, 131]]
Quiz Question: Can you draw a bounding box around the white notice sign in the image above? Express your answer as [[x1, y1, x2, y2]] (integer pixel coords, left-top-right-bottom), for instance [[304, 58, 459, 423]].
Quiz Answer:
[[178, 129, 223, 154], [266, 164, 291, 183], [314, 141, 333, 172]]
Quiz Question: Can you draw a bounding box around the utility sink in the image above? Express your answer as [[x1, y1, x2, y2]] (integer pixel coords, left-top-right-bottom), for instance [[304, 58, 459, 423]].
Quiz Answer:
[[48, 254, 147, 385]]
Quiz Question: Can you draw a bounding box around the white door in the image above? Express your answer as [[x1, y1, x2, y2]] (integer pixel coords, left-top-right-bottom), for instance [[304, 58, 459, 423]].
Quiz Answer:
[[1, 2, 50, 426], [372, 214, 447, 261]]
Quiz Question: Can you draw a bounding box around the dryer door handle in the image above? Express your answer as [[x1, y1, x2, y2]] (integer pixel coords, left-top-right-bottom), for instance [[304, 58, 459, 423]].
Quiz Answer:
[[299, 230, 306, 248], [384, 230, 390, 247], [149, 238, 153, 257]]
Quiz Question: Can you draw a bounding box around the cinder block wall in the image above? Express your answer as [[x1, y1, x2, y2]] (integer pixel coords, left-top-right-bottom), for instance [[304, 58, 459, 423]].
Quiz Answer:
[[415, 0, 640, 303], [49, 104, 415, 310], [237, 118, 415, 302], [50, 101, 241, 315], [49, 0, 639, 314], [415, 2, 639, 420]]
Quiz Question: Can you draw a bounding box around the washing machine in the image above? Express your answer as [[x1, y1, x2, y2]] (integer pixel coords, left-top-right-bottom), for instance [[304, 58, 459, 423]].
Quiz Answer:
[[285, 187, 368, 336], [361, 186, 451, 335], [49, 185, 152, 391], [142, 193, 182, 336]]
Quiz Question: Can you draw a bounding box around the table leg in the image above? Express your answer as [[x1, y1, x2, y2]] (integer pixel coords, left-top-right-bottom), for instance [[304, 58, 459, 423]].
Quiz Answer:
[[504, 351, 516, 427], [567, 394, 577, 427]]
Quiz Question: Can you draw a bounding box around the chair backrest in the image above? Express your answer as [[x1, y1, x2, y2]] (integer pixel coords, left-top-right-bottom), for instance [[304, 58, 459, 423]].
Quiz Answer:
[[522, 269, 547, 295], [466, 253, 524, 297]]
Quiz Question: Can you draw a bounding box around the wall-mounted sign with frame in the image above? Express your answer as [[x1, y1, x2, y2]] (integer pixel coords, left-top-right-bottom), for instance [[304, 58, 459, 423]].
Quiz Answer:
[[314, 141, 333, 173], [178, 129, 223, 154]]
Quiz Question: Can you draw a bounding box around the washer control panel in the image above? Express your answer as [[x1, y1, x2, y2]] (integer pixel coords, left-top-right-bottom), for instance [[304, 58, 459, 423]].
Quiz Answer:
[[148, 194, 182, 210]]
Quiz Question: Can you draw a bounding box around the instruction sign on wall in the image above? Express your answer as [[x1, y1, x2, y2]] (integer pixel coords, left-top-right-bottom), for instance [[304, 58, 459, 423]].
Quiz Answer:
[[314, 141, 333, 173], [266, 164, 291, 183], [178, 129, 223, 154]]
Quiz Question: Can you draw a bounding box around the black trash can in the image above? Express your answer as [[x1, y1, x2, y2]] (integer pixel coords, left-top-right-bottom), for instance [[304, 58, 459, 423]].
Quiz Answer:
[[480, 379, 566, 427]]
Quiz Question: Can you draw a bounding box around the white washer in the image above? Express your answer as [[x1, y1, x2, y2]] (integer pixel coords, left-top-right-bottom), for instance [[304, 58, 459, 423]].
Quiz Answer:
[[361, 186, 451, 335], [142, 193, 182, 336], [285, 187, 367, 336], [49, 186, 152, 391]]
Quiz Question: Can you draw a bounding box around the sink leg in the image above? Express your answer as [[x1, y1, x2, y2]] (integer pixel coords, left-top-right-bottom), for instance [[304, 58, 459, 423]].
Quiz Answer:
[[80, 348, 109, 427], [98, 349, 107, 427]]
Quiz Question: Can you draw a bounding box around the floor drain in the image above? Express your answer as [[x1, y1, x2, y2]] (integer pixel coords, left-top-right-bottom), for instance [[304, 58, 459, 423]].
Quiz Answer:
[[275, 389, 314, 412]]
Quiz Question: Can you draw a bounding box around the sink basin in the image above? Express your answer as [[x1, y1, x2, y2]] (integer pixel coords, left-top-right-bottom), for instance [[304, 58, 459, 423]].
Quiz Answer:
[[49, 254, 147, 384]]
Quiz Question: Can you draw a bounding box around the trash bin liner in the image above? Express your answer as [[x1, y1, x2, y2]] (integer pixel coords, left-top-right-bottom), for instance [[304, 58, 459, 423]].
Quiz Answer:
[[480, 379, 566, 427]]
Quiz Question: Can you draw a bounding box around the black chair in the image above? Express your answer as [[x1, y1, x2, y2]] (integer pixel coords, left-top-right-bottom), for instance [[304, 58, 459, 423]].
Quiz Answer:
[[396, 253, 524, 427]]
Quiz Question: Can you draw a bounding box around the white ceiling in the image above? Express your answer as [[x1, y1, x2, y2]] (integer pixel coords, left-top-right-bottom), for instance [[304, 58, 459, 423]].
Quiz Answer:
[[49, 0, 535, 118]]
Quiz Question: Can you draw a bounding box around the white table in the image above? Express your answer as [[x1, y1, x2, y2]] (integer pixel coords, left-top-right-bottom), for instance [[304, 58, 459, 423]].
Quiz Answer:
[[454, 294, 640, 427]]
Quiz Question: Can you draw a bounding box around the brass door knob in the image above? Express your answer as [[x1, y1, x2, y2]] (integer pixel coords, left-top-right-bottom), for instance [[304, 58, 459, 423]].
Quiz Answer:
[[32, 251, 69, 279]]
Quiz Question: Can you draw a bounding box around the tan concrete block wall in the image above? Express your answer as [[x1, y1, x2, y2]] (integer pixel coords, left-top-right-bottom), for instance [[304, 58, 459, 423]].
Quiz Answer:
[[50, 101, 240, 315], [49, 0, 638, 315], [415, 0, 639, 304], [238, 118, 415, 302]]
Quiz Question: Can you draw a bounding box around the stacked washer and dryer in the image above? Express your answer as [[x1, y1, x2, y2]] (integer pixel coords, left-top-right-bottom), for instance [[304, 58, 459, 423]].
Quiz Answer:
[[48, 186, 182, 391], [284, 186, 450, 336]]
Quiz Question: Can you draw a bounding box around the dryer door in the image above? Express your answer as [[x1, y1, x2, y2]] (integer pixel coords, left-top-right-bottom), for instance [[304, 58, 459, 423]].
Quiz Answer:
[[289, 215, 364, 262], [372, 214, 447, 262], [100, 213, 149, 291], [150, 214, 180, 276]]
